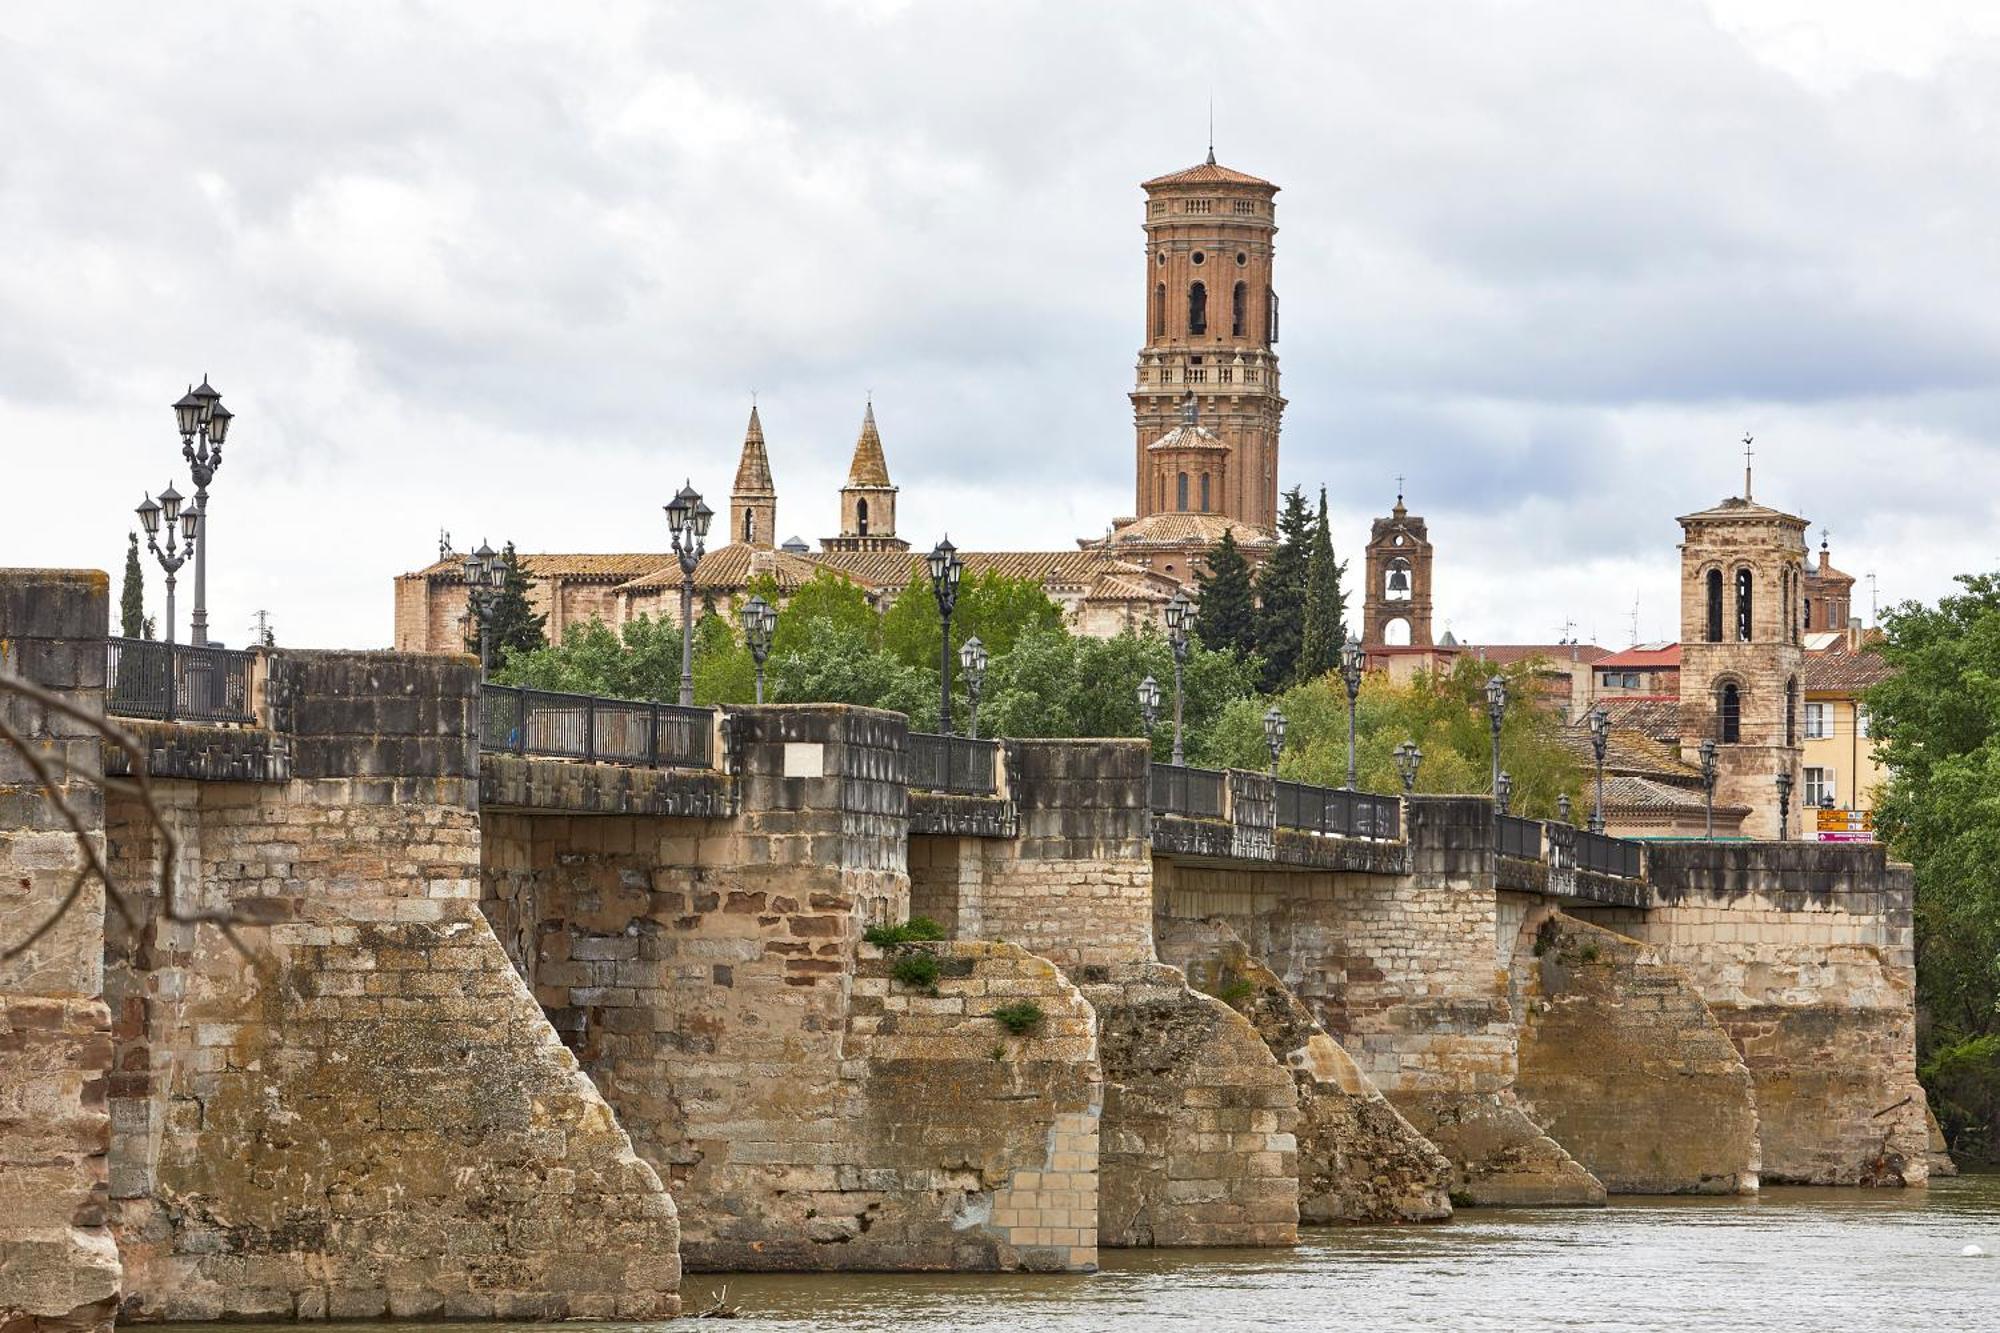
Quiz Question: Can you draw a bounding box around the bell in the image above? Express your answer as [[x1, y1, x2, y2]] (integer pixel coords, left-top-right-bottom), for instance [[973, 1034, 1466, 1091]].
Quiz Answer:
[[1388, 569, 1410, 593]]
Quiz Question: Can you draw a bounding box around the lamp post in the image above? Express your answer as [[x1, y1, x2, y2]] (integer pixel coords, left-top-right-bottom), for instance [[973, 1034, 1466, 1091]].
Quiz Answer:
[[1163, 590, 1191, 766], [664, 481, 713, 706], [1587, 704, 1610, 835], [1698, 738, 1718, 841], [134, 485, 200, 644], [927, 538, 964, 734], [171, 377, 232, 646], [460, 541, 505, 674], [1496, 771, 1513, 817], [1775, 769, 1794, 841], [1485, 674, 1508, 800], [739, 594, 777, 705], [1393, 740, 1422, 794], [1339, 633, 1365, 789], [1263, 704, 1288, 778], [1138, 674, 1161, 738], [1558, 793, 1573, 824], [961, 635, 989, 739]]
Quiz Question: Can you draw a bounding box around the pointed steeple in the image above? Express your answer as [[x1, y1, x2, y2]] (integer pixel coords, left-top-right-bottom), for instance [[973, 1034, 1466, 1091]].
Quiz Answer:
[[728, 403, 778, 549], [846, 400, 893, 488], [733, 405, 774, 494], [823, 399, 907, 553]]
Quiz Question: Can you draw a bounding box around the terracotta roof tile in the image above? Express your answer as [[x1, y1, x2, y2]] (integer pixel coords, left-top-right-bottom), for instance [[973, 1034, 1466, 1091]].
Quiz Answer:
[[1596, 697, 1682, 742], [1596, 643, 1681, 669], [1461, 644, 1612, 667], [1143, 159, 1277, 189], [407, 552, 670, 582], [1096, 514, 1276, 548], [1804, 636, 1895, 693]]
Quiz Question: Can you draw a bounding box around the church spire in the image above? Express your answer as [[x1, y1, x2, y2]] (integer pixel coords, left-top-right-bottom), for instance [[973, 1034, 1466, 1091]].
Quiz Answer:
[[846, 399, 893, 488], [728, 403, 778, 549], [823, 399, 907, 553]]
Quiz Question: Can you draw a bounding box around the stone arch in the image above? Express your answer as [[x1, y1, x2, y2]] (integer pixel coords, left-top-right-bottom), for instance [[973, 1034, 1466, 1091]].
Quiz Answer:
[[1705, 567, 1725, 643], [1734, 566, 1754, 642], [856, 497, 870, 536], [1383, 617, 1412, 646], [1717, 676, 1744, 743]]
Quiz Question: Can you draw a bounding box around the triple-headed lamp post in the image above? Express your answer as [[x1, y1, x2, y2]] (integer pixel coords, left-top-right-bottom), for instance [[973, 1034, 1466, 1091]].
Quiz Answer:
[[1262, 705, 1288, 777], [960, 635, 989, 739], [170, 376, 232, 645], [927, 538, 964, 734], [1587, 704, 1611, 834], [1393, 740, 1422, 793], [134, 485, 200, 644], [460, 541, 505, 674], [1137, 675, 1162, 738], [1699, 738, 1718, 841], [1339, 633, 1366, 788], [739, 594, 777, 705], [1485, 675, 1508, 800], [1775, 769, 1794, 842], [1163, 590, 1192, 766], [664, 482, 714, 707]]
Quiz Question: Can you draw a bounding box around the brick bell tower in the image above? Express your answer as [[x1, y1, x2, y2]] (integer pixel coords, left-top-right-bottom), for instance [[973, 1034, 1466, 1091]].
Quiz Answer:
[[1131, 148, 1284, 533], [1675, 453, 1808, 840]]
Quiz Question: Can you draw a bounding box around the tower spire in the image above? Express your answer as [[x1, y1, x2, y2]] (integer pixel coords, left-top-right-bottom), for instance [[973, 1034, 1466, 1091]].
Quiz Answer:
[[1742, 431, 1754, 501], [729, 402, 777, 548]]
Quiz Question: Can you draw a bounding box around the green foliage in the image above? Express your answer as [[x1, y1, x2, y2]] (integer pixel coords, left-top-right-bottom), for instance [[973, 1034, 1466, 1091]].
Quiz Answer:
[[772, 569, 879, 657], [1922, 1034, 2000, 1165], [1296, 487, 1348, 683], [890, 951, 941, 993], [1194, 528, 1258, 658], [483, 543, 549, 667], [881, 569, 1066, 672], [992, 1001, 1045, 1035], [1254, 488, 1313, 690], [863, 917, 947, 947], [767, 623, 937, 727], [1216, 978, 1255, 1008], [119, 532, 146, 639]]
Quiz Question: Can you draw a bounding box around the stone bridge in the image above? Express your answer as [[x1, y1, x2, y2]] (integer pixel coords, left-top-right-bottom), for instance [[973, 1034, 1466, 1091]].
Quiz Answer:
[[0, 569, 1929, 1330]]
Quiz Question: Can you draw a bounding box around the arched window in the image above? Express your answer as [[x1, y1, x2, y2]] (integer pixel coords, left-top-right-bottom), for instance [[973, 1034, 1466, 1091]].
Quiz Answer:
[[1188, 283, 1207, 335], [1176, 472, 1189, 512], [1802, 596, 1812, 632], [1706, 569, 1724, 642], [744, 507, 755, 544], [856, 498, 870, 536], [1385, 557, 1413, 602], [1199, 473, 1211, 512], [1153, 282, 1166, 338], [1268, 288, 1279, 343], [1735, 567, 1753, 642], [1786, 676, 1798, 746], [1231, 282, 1247, 337], [1384, 618, 1412, 646], [1719, 682, 1742, 743]]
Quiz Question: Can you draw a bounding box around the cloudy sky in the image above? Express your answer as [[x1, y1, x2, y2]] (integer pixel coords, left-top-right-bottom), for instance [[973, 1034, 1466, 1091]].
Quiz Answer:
[[6, 0, 1999, 649]]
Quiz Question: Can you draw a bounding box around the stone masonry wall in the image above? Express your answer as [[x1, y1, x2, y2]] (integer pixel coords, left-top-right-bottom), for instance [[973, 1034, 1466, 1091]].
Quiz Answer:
[[1575, 842, 1927, 1186], [1155, 797, 1601, 1207], [1511, 908, 1761, 1195], [103, 652, 678, 1321], [1156, 917, 1452, 1224], [0, 569, 121, 1333]]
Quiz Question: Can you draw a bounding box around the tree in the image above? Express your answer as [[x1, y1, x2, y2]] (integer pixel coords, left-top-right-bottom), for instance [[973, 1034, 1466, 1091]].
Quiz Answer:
[[881, 569, 1065, 672], [767, 622, 937, 726], [1194, 528, 1257, 659], [1254, 487, 1313, 690], [479, 543, 549, 667], [1296, 486, 1347, 682], [119, 532, 146, 638], [1868, 574, 2000, 1160], [771, 569, 879, 659]]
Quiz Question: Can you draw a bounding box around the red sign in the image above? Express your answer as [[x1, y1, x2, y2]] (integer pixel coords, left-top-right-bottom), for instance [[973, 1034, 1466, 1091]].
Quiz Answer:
[[1817, 831, 1876, 844]]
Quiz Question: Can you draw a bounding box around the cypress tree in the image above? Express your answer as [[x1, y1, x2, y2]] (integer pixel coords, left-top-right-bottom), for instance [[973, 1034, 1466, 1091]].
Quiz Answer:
[[119, 532, 146, 638], [1297, 487, 1348, 681], [476, 542, 550, 665], [1193, 527, 1258, 658], [1254, 487, 1312, 689]]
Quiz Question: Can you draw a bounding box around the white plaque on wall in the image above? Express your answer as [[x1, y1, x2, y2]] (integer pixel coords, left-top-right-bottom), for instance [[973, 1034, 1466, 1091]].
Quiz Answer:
[[783, 742, 826, 778]]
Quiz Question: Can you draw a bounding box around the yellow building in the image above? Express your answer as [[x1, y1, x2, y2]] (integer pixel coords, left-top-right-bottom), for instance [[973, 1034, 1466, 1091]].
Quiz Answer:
[[1801, 626, 1890, 838]]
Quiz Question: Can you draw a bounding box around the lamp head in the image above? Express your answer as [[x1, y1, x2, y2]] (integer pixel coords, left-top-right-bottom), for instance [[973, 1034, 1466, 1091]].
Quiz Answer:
[[158, 483, 183, 526], [172, 385, 203, 438], [1164, 590, 1189, 633], [178, 503, 200, 544], [204, 399, 232, 446], [1485, 674, 1507, 719], [136, 492, 162, 537]]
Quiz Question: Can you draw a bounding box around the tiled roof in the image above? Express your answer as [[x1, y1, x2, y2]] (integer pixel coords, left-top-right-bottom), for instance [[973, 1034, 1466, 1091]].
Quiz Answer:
[[1678, 495, 1807, 526], [1596, 697, 1681, 743], [1804, 636, 1895, 693], [1146, 423, 1230, 453], [619, 544, 831, 594], [732, 406, 774, 495], [1461, 644, 1611, 667], [845, 402, 893, 489], [616, 545, 1171, 603], [1561, 720, 1701, 781], [1097, 513, 1276, 548], [1596, 643, 1681, 669], [406, 552, 669, 582], [1142, 159, 1276, 189]]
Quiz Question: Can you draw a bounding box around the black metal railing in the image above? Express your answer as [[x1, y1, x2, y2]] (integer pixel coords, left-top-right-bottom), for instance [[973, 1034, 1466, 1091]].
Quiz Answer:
[[907, 732, 999, 796], [1150, 763, 1228, 820], [1575, 827, 1644, 879], [478, 684, 713, 768], [1496, 813, 1545, 860], [106, 638, 255, 725], [1274, 779, 1403, 840]]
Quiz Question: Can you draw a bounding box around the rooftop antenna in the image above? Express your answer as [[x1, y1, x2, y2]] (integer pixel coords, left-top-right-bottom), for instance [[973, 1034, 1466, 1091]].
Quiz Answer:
[[1629, 593, 1640, 648], [1557, 616, 1578, 646], [247, 610, 275, 648], [1867, 572, 1879, 625], [1207, 96, 1215, 165], [1742, 431, 1755, 501], [439, 528, 454, 560], [1395, 473, 1405, 507]]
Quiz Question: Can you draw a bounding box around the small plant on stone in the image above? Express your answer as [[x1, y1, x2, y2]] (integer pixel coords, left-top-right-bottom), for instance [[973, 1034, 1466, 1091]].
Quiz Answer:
[[1217, 979, 1255, 1009], [864, 916, 947, 948], [891, 951, 942, 993], [992, 1001, 1045, 1036], [1578, 941, 1601, 964], [988, 1044, 1007, 1062]]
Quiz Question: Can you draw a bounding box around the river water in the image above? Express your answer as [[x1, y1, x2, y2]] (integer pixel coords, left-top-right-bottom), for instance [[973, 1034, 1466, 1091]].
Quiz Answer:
[[178, 1177, 2000, 1332]]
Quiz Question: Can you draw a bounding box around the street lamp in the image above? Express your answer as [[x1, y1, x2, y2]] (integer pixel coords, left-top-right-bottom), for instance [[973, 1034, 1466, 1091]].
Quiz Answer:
[[927, 537, 964, 734], [1393, 740, 1423, 793], [1262, 704, 1288, 778], [1558, 793, 1573, 824], [1163, 589, 1192, 766], [134, 484, 200, 644], [171, 376, 232, 646], [1339, 633, 1366, 789], [1698, 738, 1718, 842], [960, 635, 989, 739], [1587, 704, 1610, 835], [1496, 771, 1513, 817], [739, 594, 777, 705], [664, 481, 713, 707], [1485, 674, 1508, 800], [461, 540, 505, 674], [1138, 675, 1161, 737], [1775, 769, 1794, 841]]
